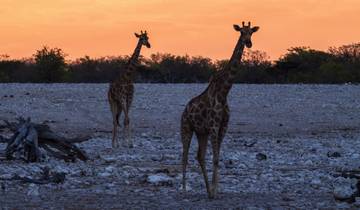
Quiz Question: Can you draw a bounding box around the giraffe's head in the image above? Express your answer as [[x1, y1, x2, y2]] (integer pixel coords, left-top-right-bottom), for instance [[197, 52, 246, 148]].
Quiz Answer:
[[233, 22, 259, 48], [135, 31, 151, 48]]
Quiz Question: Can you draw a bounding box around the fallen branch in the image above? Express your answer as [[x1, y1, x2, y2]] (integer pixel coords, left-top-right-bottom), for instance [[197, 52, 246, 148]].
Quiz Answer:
[[0, 117, 89, 162]]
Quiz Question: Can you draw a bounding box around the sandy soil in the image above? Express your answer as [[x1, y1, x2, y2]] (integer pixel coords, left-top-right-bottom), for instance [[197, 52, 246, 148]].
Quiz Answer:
[[0, 83, 359, 209]]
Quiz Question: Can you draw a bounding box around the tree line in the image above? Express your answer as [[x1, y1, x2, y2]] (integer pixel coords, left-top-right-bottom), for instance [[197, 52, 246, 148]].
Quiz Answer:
[[0, 43, 359, 84]]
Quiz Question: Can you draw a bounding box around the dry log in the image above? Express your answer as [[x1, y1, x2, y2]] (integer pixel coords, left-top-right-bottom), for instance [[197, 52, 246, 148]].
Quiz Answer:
[[0, 117, 89, 162]]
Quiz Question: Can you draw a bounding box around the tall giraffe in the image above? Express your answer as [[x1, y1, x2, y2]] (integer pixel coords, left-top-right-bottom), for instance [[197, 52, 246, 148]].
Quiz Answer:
[[181, 22, 259, 198], [108, 31, 151, 148]]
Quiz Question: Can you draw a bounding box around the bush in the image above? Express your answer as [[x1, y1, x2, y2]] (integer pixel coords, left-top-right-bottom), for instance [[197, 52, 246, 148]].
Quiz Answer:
[[34, 46, 67, 82], [0, 43, 359, 84]]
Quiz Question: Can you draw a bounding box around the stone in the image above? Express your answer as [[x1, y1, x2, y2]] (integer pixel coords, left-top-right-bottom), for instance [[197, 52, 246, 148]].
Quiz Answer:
[[105, 166, 116, 173], [147, 173, 173, 186], [354, 197, 360, 207], [327, 151, 341, 158], [98, 172, 112, 178], [304, 160, 313, 165], [27, 184, 40, 196], [256, 153, 267, 161], [333, 177, 357, 201], [0, 174, 12, 179], [102, 156, 117, 163], [179, 183, 193, 192]]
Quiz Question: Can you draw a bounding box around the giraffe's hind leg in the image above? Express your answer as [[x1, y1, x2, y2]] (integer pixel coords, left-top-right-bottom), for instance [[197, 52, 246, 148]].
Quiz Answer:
[[181, 119, 193, 193], [122, 100, 133, 148], [209, 130, 220, 199], [110, 101, 122, 148]]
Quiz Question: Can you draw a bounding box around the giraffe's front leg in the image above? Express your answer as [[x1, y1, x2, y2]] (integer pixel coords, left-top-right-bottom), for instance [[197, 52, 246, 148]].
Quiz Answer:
[[195, 132, 211, 197], [209, 127, 221, 199], [124, 114, 133, 148], [122, 103, 133, 148]]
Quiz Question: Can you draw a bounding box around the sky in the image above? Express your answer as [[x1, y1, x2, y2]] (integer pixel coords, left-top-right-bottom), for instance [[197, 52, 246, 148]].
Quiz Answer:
[[0, 0, 359, 60]]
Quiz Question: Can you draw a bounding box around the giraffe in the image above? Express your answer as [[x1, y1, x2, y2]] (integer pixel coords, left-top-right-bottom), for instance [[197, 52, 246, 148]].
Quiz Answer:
[[108, 30, 151, 148], [181, 22, 259, 199]]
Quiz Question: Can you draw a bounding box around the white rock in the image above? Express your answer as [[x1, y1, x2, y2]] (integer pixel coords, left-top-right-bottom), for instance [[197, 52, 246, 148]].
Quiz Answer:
[[0, 174, 13, 179], [53, 165, 70, 174], [106, 183, 115, 189], [102, 156, 117, 163], [105, 166, 116, 173], [354, 197, 360, 207], [98, 172, 112, 177], [336, 202, 351, 209], [304, 160, 313, 165], [147, 173, 173, 185], [238, 163, 248, 169], [179, 183, 193, 192], [351, 153, 360, 159], [27, 184, 40, 196], [333, 177, 357, 200], [28, 166, 43, 174], [311, 178, 321, 185]]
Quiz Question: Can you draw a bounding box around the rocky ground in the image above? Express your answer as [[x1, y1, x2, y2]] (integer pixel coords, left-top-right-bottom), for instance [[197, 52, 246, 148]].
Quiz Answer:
[[0, 84, 359, 209]]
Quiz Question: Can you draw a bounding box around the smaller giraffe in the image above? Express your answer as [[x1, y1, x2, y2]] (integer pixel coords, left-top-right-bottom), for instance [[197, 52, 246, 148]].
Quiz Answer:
[[108, 31, 151, 148], [181, 22, 259, 199]]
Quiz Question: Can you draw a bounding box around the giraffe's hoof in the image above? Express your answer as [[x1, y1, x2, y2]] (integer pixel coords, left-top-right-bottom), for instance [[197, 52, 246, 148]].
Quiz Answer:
[[121, 142, 133, 148], [112, 142, 119, 148], [208, 189, 216, 199], [179, 184, 187, 193], [122, 140, 133, 148]]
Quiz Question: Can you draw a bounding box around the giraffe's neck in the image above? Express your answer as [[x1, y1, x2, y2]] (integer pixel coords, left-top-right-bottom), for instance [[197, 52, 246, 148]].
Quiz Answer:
[[206, 37, 245, 100], [227, 37, 246, 71], [128, 39, 143, 66], [122, 39, 143, 79]]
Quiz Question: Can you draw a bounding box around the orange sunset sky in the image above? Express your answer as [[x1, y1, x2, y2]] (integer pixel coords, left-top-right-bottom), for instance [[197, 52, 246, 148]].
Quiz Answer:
[[1, 0, 359, 60]]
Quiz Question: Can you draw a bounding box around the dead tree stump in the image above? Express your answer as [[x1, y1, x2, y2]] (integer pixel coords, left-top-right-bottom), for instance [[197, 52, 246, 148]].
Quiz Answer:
[[0, 117, 89, 162]]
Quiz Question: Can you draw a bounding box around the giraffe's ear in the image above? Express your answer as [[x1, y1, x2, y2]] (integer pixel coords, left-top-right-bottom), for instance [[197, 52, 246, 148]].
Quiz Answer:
[[233, 24, 241, 31], [251, 26, 260, 33], [134, 33, 140, 38]]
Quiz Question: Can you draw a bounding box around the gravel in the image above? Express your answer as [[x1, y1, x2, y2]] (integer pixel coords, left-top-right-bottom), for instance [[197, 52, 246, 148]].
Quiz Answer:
[[0, 83, 359, 209]]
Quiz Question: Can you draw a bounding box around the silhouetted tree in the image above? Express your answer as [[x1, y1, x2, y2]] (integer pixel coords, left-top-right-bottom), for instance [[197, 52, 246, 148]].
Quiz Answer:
[[329, 43, 360, 63], [274, 47, 332, 83], [147, 53, 214, 83], [0, 56, 35, 82], [34, 46, 67, 82], [1, 43, 359, 84], [328, 43, 360, 83]]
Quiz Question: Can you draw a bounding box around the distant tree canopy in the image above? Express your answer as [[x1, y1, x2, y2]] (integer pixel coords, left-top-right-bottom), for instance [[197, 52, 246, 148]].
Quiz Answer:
[[34, 46, 67, 82], [0, 43, 359, 84]]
